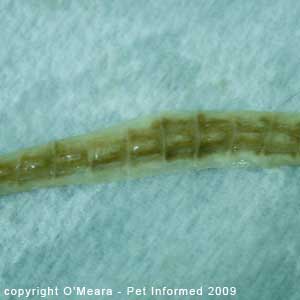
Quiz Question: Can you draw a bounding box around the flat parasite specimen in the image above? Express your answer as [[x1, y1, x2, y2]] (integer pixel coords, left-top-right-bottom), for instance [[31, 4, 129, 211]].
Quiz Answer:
[[1, 110, 300, 196]]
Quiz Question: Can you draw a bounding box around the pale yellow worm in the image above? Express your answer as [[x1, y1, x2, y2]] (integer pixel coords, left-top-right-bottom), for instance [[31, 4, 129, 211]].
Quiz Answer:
[[1, 110, 300, 196]]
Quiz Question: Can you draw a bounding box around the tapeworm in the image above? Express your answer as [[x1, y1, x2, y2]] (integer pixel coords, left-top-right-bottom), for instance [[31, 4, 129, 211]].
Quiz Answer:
[[1, 110, 300, 196]]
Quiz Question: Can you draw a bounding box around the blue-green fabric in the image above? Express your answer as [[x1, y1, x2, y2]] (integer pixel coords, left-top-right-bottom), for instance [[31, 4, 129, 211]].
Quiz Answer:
[[0, 1, 299, 299]]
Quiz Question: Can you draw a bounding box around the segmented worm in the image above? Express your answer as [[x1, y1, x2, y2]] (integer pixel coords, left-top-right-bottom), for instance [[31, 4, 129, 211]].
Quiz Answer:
[[1, 110, 300, 196]]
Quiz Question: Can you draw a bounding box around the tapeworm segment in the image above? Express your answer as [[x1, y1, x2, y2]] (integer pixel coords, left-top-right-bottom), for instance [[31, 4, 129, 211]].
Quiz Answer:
[[1, 111, 300, 195]]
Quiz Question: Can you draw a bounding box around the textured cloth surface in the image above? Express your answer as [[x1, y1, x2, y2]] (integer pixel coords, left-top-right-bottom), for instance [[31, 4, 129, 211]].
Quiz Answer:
[[0, 1, 300, 299]]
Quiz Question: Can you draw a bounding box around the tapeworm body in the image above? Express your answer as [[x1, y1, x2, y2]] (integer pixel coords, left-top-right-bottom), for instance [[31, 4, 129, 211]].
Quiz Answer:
[[1, 111, 300, 196]]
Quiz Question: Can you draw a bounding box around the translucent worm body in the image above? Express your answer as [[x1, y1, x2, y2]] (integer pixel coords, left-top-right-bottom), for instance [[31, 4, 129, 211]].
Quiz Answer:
[[1, 110, 300, 196]]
